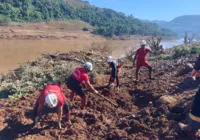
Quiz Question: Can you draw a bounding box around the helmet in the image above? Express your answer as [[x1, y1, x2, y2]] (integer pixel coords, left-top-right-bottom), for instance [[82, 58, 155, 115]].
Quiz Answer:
[[83, 62, 93, 72], [45, 94, 58, 108], [106, 56, 113, 63], [140, 40, 147, 46]]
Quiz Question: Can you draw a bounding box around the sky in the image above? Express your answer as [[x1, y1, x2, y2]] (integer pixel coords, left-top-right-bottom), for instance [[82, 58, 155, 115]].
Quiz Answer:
[[87, 0, 200, 21]]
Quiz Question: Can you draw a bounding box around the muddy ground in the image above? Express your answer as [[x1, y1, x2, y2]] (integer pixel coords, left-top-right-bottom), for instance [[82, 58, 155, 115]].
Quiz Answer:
[[0, 53, 200, 140], [0, 21, 104, 40]]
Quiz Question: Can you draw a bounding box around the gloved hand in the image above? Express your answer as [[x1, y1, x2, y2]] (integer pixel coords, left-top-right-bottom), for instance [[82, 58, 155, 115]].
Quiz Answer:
[[94, 90, 98, 94], [192, 76, 196, 81]]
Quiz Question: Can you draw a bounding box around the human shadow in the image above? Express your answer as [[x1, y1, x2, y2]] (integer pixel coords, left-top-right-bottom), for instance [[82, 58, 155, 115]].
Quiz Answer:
[[1, 108, 60, 140], [0, 118, 53, 140], [174, 77, 200, 94], [129, 89, 159, 108]]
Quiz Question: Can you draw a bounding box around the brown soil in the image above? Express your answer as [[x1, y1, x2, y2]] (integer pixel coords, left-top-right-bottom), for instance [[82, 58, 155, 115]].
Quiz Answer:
[[0, 21, 104, 40], [0, 53, 200, 140]]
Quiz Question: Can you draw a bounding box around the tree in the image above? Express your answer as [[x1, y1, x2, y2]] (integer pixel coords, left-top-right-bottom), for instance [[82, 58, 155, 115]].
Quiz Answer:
[[146, 36, 163, 56], [184, 32, 196, 44]]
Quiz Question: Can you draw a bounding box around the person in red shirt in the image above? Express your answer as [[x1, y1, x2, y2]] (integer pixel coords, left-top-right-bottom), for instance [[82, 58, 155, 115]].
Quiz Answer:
[[66, 62, 98, 110], [33, 82, 70, 129], [133, 40, 153, 81]]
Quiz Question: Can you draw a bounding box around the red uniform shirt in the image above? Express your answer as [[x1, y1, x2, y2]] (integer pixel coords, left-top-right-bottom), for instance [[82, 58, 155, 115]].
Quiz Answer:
[[136, 47, 151, 63], [72, 66, 89, 83], [38, 84, 66, 107]]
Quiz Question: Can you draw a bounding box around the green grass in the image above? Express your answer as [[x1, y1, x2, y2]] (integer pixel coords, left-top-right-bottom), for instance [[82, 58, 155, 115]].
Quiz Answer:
[[62, 20, 93, 30]]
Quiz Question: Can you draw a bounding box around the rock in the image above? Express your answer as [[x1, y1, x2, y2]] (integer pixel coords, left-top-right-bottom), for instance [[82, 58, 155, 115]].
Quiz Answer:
[[185, 63, 193, 70], [104, 118, 112, 125], [96, 121, 106, 130], [141, 108, 151, 116], [157, 104, 169, 114], [158, 95, 178, 108], [170, 83, 175, 87], [110, 129, 127, 139]]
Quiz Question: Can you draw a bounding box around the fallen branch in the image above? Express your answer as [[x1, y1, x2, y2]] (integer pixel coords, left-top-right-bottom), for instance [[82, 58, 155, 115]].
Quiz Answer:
[[95, 93, 118, 107]]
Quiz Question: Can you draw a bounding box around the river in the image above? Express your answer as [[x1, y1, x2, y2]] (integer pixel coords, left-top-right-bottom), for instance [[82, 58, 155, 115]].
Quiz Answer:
[[161, 38, 184, 48], [0, 39, 139, 74], [0, 39, 188, 74]]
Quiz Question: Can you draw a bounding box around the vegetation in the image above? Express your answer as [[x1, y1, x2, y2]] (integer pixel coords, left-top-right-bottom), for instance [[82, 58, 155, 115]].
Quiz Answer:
[[149, 44, 200, 61], [147, 36, 164, 56], [0, 0, 176, 37], [0, 49, 108, 99]]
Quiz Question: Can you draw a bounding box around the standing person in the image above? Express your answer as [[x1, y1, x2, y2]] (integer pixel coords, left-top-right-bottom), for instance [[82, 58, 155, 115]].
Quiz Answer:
[[66, 62, 98, 110], [33, 82, 70, 129], [178, 54, 200, 137], [133, 40, 154, 81], [106, 56, 120, 89]]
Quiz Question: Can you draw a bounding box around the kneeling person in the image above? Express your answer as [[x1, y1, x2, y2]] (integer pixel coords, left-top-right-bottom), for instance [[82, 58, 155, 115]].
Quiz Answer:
[[33, 83, 70, 129], [66, 62, 98, 110]]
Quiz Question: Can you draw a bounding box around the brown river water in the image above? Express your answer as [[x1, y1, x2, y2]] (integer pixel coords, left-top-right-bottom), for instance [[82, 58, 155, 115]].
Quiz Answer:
[[0, 39, 139, 74]]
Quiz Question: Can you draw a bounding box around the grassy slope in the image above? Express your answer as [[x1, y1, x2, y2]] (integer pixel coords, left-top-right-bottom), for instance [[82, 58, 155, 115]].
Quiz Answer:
[[9, 20, 93, 31]]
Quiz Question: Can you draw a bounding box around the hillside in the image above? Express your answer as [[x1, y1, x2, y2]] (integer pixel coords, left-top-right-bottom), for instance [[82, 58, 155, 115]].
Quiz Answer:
[[0, 0, 176, 37], [152, 15, 200, 37]]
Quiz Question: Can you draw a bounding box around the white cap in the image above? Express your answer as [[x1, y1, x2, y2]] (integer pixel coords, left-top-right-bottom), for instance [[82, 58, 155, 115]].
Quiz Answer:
[[106, 56, 113, 62], [45, 94, 58, 108], [140, 40, 147, 45], [83, 62, 93, 72]]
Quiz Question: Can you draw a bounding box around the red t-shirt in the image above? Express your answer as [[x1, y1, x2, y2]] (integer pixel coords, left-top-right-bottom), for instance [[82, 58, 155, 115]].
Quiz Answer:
[[136, 47, 151, 62], [72, 66, 89, 83], [38, 84, 66, 107]]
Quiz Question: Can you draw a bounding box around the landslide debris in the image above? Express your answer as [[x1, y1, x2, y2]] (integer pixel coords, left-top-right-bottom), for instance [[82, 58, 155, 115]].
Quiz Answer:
[[0, 52, 200, 140]]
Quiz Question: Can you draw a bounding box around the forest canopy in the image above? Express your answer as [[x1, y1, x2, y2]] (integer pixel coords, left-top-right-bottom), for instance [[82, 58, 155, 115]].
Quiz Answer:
[[0, 0, 177, 37]]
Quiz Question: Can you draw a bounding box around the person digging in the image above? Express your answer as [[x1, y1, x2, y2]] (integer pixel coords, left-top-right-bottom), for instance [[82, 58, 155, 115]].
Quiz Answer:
[[133, 40, 154, 82], [66, 62, 99, 110], [106, 56, 120, 90], [33, 82, 71, 129]]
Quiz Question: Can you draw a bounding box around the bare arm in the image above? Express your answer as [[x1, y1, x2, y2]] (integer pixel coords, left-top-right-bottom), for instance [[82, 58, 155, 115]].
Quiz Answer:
[[58, 106, 63, 124], [133, 53, 138, 62], [85, 81, 97, 93]]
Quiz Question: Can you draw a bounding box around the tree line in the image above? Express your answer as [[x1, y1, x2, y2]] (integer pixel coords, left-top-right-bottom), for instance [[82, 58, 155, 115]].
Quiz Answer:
[[0, 0, 177, 37]]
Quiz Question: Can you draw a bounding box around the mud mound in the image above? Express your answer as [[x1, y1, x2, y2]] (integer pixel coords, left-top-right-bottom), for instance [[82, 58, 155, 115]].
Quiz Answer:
[[0, 51, 108, 99], [0, 53, 200, 139]]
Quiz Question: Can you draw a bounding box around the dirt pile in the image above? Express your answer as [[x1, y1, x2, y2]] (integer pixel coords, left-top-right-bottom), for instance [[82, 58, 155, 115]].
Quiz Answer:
[[0, 52, 200, 140]]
